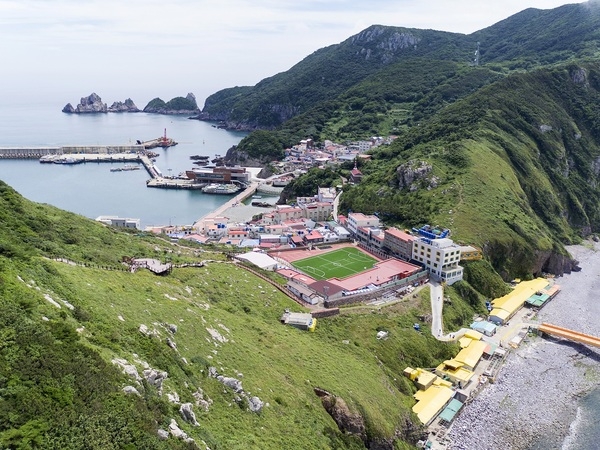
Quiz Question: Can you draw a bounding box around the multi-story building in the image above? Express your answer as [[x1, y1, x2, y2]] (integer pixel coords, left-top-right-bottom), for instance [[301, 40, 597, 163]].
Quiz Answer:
[[383, 227, 416, 261], [412, 236, 463, 285], [299, 202, 333, 222], [346, 213, 380, 235], [273, 205, 304, 223], [185, 166, 250, 185]]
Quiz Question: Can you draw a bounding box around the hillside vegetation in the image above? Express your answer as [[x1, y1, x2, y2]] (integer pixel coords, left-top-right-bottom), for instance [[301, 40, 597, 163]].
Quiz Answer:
[[341, 62, 600, 278], [0, 181, 477, 449], [205, 1, 600, 279]]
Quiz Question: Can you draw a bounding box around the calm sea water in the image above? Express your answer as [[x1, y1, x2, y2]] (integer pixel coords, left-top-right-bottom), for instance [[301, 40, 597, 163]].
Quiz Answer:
[[0, 103, 248, 227]]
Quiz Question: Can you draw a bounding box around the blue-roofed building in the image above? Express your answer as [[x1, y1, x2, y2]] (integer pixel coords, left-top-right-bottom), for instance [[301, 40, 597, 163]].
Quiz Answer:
[[470, 320, 497, 337]]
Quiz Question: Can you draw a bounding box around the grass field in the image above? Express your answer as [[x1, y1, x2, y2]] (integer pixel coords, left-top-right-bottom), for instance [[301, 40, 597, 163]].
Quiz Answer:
[[292, 247, 378, 280]]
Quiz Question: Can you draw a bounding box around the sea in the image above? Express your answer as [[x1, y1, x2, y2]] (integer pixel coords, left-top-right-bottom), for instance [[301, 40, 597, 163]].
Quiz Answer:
[[0, 102, 248, 228]]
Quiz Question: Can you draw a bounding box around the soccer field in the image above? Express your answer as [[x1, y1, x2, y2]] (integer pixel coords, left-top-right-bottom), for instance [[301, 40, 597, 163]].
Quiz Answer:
[[292, 247, 378, 280]]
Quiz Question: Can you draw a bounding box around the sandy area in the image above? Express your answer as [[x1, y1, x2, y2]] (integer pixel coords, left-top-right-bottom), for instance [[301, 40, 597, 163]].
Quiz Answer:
[[447, 242, 600, 449]]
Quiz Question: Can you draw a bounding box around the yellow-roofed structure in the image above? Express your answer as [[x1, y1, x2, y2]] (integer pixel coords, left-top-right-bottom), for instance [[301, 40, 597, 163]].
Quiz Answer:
[[464, 329, 483, 341], [435, 361, 475, 388], [403, 367, 437, 390], [489, 278, 549, 325], [453, 340, 488, 371], [412, 384, 454, 425]]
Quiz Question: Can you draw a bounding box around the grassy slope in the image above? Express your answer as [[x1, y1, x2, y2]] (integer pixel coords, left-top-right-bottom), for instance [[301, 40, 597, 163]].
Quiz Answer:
[[0, 182, 473, 449], [17, 257, 427, 449]]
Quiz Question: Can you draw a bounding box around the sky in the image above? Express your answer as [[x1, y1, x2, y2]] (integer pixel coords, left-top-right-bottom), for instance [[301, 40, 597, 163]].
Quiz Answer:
[[0, 0, 586, 108]]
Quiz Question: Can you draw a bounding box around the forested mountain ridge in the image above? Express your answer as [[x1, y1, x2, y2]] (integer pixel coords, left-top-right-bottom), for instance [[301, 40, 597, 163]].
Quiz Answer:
[[198, 2, 600, 131], [341, 61, 600, 278]]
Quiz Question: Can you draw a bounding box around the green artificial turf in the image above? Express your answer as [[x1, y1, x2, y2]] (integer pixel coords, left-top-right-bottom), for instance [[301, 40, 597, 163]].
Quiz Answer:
[[292, 247, 378, 280]]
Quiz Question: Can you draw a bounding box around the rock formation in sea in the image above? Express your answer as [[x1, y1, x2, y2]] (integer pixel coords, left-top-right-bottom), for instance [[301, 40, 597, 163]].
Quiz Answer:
[[62, 93, 108, 113], [143, 93, 200, 115], [108, 98, 140, 112]]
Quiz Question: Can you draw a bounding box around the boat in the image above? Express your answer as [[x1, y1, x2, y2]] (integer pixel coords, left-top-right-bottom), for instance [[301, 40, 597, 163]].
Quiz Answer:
[[190, 155, 210, 160], [252, 195, 262, 199], [54, 157, 82, 165], [193, 160, 209, 166], [201, 183, 240, 194], [251, 201, 273, 207]]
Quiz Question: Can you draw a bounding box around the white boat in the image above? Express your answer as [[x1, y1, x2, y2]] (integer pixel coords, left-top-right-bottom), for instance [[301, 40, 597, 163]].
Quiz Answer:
[[202, 183, 240, 194]]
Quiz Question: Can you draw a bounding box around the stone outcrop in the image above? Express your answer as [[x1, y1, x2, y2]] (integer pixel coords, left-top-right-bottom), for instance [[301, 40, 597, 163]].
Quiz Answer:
[[122, 385, 141, 396], [395, 160, 436, 191], [108, 98, 140, 112], [223, 145, 267, 167], [112, 358, 141, 382], [314, 388, 367, 443], [143, 368, 168, 392], [209, 367, 263, 413], [179, 403, 200, 426], [62, 93, 107, 113]]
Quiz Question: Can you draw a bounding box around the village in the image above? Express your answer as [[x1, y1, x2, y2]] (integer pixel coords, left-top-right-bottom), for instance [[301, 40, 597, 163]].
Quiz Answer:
[[96, 137, 568, 447]]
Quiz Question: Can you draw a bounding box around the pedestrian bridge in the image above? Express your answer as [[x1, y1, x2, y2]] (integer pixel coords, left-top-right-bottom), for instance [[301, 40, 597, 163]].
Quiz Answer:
[[537, 322, 600, 348]]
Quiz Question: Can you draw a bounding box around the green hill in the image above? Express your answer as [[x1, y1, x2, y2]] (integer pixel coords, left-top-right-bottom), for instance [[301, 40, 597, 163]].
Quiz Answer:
[[0, 181, 476, 449], [208, 2, 600, 279], [200, 2, 600, 131]]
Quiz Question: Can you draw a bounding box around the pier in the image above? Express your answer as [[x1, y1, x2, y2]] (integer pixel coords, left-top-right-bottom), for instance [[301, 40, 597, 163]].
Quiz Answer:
[[194, 181, 259, 230], [537, 322, 600, 348], [0, 145, 144, 159]]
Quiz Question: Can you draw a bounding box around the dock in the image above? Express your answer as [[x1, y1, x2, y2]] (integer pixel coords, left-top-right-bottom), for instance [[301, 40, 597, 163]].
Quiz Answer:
[[194, 181, 259, 229], [0, 145, 144, 159]]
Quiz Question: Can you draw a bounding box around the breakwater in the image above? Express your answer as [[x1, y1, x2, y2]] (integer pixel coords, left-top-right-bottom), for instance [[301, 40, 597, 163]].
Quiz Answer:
[[0, 145, 144, 158]]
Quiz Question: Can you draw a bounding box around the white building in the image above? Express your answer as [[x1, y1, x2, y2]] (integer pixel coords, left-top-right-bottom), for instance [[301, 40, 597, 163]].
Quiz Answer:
[[317, 187, 337, 203], [96, 216, 140, 229], [235, 251, 279, 271], [412, 237, 463, 285], [346, 213, 380, 235]]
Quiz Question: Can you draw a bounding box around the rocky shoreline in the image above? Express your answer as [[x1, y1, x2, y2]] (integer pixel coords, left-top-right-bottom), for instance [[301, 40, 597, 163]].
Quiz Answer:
[[448, 242, 600, 450]]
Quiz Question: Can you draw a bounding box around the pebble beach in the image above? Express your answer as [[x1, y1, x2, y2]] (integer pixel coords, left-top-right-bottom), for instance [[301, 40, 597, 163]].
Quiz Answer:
[[448, 242, 600, 450]]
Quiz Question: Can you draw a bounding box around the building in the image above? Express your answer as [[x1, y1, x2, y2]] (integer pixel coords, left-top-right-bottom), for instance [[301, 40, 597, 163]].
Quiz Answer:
[[318, 187, 337, 203], [280, 310, 317, 331], [459, 245, 483, 261], [185, 166, 250, 185], [273, 205, 304, 223], [470, 320, 497, 337], [488, 278, 551, 325], [346, 213, 380, 235], [404, 367, 455, 426], [383, 227, 416, 261], [299, 202, 333, 222], [96, 216, 140, 229], [411, 228, 463, 285], [235, 251, 279, 271], [350, 164, 363, 183]]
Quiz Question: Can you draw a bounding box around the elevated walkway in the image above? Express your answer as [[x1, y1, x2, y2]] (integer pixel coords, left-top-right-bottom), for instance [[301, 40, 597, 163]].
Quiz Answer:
[[537, 322, 600, 348]]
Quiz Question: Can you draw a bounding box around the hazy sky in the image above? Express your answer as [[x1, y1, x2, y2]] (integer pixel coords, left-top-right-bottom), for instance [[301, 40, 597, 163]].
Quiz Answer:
[[0, 0, 585, 108]]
